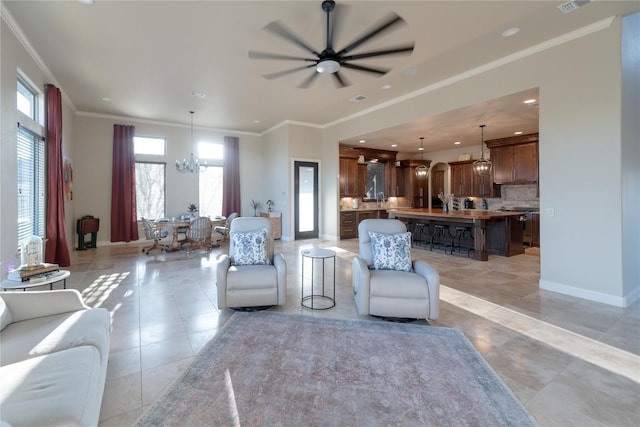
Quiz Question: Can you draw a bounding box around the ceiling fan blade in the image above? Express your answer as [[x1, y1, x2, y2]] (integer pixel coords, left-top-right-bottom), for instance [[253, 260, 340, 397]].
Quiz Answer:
[[332, 71, 350, 88], [343, 43, 415, 61], [264, 21, 320, 57], [264, 64, 316, 80], [249, 51, 316, 62], [336, 13, 406, 56], [341, 63, 389, 76], [298, 71, 320, 89]]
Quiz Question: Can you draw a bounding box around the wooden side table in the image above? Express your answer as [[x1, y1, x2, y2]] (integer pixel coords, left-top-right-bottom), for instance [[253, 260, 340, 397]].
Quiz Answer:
[[260, 212, 282, 239]]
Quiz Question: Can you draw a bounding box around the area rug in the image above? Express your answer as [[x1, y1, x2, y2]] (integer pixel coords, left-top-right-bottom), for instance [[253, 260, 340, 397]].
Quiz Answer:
[[136, 312, 536, 426]]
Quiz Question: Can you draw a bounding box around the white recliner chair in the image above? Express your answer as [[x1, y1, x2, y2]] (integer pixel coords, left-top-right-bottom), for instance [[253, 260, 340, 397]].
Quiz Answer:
[[352, 219, 440, 320], [216, 217, 286, 309]]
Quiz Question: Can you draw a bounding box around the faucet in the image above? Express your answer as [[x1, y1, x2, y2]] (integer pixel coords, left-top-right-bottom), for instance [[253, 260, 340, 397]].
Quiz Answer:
[[376, 192, 385, 208]]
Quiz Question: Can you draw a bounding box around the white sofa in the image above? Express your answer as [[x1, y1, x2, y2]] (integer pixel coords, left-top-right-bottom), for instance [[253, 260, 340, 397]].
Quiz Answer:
[[0, 290, 111, 427]]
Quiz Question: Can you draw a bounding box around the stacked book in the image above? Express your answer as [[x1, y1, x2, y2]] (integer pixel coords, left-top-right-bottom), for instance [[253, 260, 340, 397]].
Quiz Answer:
[[7, 263, 60, 282]]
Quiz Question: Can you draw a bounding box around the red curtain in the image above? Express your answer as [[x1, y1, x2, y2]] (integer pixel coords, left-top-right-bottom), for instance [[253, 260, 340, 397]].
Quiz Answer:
[[44, 84, 71, 266], [111, 124, 139, 242], [222, 136, 241, 216]]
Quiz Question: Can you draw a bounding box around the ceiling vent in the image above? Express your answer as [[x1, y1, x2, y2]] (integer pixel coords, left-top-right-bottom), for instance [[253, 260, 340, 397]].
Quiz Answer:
[[558, 0, 591, 14], [351, 95, 367, 103]]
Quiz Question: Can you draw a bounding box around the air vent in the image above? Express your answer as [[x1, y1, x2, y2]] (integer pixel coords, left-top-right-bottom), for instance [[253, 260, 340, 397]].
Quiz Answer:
[[558, 0, 590, 14], [351, 95, 367, 102]]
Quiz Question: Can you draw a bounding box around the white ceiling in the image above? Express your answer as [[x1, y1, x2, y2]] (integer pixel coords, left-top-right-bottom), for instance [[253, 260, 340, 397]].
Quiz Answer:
[[3, 1, 638, 154]]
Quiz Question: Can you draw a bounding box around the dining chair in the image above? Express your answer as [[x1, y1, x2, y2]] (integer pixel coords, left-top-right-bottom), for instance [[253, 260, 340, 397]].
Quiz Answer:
[[141, 218, 170, 255], [181, 216, 213, 253]]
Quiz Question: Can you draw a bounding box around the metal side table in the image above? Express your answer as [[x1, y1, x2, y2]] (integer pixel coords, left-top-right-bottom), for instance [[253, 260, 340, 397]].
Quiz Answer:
[[301, 248, 336, 310]]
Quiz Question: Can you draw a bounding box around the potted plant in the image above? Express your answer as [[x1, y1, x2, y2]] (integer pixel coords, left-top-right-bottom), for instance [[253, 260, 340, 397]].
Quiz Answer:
[[187, 203, 198, 218], [250, 200, 262, 217]]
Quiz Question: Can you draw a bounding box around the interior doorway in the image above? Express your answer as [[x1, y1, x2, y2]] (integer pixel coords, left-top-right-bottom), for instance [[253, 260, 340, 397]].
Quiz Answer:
[[294, 161, 319, 240]]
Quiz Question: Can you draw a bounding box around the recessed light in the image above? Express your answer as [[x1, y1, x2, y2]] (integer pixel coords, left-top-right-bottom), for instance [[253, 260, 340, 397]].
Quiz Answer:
[[191, 92, 206, 99], [502, 27, 520, 37], [253, 120, 261, 124], [524, 99, 537, 104], [101, 97, 111, 102], [418, 147, 424, 151], [391, 144, 397, 147], [381, 84, 392, 90], [454, 141, 461, 145], [359, 140, 365, 144], [514, 131, 523, 135]]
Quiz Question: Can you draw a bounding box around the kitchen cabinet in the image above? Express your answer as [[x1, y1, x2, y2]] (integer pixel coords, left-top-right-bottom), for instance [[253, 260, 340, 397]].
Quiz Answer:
[[388, 162, 405, 197], [339, 210, 388, 239], [400, 159, 430, 207], [339, 156, 359, 197], [449, 161, 499, 197], [486, 134, 539, 184], [339, 211, 357, 239]]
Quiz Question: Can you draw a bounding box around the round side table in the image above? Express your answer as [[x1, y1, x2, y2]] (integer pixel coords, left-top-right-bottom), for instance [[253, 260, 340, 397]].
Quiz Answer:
[[301, 248, 336, 310]]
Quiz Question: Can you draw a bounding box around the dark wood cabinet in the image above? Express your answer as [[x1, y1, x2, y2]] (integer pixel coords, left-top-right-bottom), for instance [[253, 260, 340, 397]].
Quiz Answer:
[[449, 160, 499, 197], [388, 163, 405, 197], [339, 211, 357, 239], [400, 159, 430, 207], [486, 134, 539, 184], [339, 156, 359, 197]]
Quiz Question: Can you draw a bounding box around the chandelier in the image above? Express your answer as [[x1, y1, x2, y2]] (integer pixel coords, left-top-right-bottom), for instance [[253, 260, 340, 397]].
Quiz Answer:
[[472, 124, 492, 176], [415, 137, 429, 179], [175, 111, 200, 173]]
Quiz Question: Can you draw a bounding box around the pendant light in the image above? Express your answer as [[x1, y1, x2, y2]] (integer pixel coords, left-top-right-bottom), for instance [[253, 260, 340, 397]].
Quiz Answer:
[[415, 137, 428, 179], [472, 124, 492, 176], [175, 111, 200, 173]]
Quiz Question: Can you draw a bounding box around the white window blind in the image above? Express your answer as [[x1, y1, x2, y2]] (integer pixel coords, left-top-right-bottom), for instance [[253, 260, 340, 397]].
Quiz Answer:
[[17, 124, 46, 245]]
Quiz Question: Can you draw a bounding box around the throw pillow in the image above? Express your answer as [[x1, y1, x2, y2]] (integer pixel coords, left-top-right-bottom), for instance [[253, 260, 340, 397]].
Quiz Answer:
[[231, 229, 271, 266], [368, 231, 412, 272]]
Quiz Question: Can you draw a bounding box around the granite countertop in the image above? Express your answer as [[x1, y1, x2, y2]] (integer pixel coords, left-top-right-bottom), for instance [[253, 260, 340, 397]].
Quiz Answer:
[[388, 208, 526, 220], [340, 207, 394, 212]]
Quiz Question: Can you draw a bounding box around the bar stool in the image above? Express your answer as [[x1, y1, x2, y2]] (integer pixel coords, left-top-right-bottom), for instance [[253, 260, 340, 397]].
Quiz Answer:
[[412, 223, 429, 249], [429, 224, 452, 252], [451, 226, 474, 257]]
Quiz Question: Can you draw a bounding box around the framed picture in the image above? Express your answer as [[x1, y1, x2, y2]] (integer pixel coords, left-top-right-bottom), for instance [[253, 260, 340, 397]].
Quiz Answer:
[[458, 153, 471, 161]]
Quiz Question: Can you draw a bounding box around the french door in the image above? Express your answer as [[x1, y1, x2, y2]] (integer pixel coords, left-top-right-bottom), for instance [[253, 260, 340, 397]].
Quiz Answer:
[[294, 161, 319, 240]]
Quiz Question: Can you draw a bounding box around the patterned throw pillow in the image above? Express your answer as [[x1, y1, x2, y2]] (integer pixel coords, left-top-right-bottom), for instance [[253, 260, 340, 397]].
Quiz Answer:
[[231, 229, 271, 266], [368, 231, 412, 272]]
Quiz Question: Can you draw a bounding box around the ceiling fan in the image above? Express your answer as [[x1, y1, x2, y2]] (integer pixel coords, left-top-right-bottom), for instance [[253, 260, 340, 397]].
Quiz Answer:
[[249, 0, 414, 88]]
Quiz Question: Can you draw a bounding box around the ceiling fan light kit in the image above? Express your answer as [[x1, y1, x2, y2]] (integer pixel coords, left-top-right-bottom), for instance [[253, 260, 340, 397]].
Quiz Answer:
[[249, 0, 414, 88]]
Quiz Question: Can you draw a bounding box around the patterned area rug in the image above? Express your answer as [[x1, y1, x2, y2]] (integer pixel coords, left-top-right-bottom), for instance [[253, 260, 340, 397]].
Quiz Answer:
[[136, 312, 536, 426]]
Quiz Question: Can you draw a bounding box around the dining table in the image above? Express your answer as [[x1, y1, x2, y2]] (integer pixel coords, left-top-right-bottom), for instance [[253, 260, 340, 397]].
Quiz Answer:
[[158, 217, 227, 251]]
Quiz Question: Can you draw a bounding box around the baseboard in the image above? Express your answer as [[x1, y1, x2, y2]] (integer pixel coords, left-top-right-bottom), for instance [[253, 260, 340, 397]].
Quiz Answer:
[[539, 279, 639, 308]]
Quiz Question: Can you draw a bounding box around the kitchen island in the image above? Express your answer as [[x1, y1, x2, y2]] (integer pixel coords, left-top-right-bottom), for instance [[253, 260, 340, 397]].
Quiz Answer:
[[387, 208, 525, 261]]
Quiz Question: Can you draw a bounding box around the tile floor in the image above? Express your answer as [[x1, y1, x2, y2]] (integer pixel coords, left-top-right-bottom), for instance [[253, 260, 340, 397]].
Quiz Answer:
[[59, 238, 639, 426]]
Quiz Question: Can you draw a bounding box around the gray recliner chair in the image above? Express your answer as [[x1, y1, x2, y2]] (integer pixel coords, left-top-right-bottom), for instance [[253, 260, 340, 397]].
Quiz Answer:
[[216, 217, 286, 309], [352, 219, 440, 320]]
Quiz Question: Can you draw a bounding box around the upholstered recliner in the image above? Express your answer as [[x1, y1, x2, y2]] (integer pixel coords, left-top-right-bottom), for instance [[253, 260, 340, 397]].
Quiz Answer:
[[352, 219, 440, 320], [216, 217, 286, 309]]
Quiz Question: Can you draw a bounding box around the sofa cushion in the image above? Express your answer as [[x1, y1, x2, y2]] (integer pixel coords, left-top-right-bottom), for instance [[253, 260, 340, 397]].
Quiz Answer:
[[0, 346, 104, 427], [368, 231, 412, 272], [231, 229, 271, 266], [0, 307, 110, 367]]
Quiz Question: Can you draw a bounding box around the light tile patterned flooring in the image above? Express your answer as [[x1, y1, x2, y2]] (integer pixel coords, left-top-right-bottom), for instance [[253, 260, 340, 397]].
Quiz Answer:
[[59, 238, 639, 426]]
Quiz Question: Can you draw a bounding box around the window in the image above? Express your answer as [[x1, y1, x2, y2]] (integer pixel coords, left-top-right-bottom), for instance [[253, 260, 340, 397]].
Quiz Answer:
[[17, 75, 45, 246], [199, 165, 223, 217], [135, 162, 166, 220], [17, 77, 36, 120], [134, 136, 165, 156], [134, 136, 166, 220], [198, 141, 224, 217], [17, 125, 46, 245]]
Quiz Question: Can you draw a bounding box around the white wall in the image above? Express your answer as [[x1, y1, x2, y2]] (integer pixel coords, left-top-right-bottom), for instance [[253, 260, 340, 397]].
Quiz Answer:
[[262, 124, 289, 237], [620, 12, 640, 302], [1, 20, 75, 269], [73, 113, 262, 245], [322, 18, 636, 306]]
